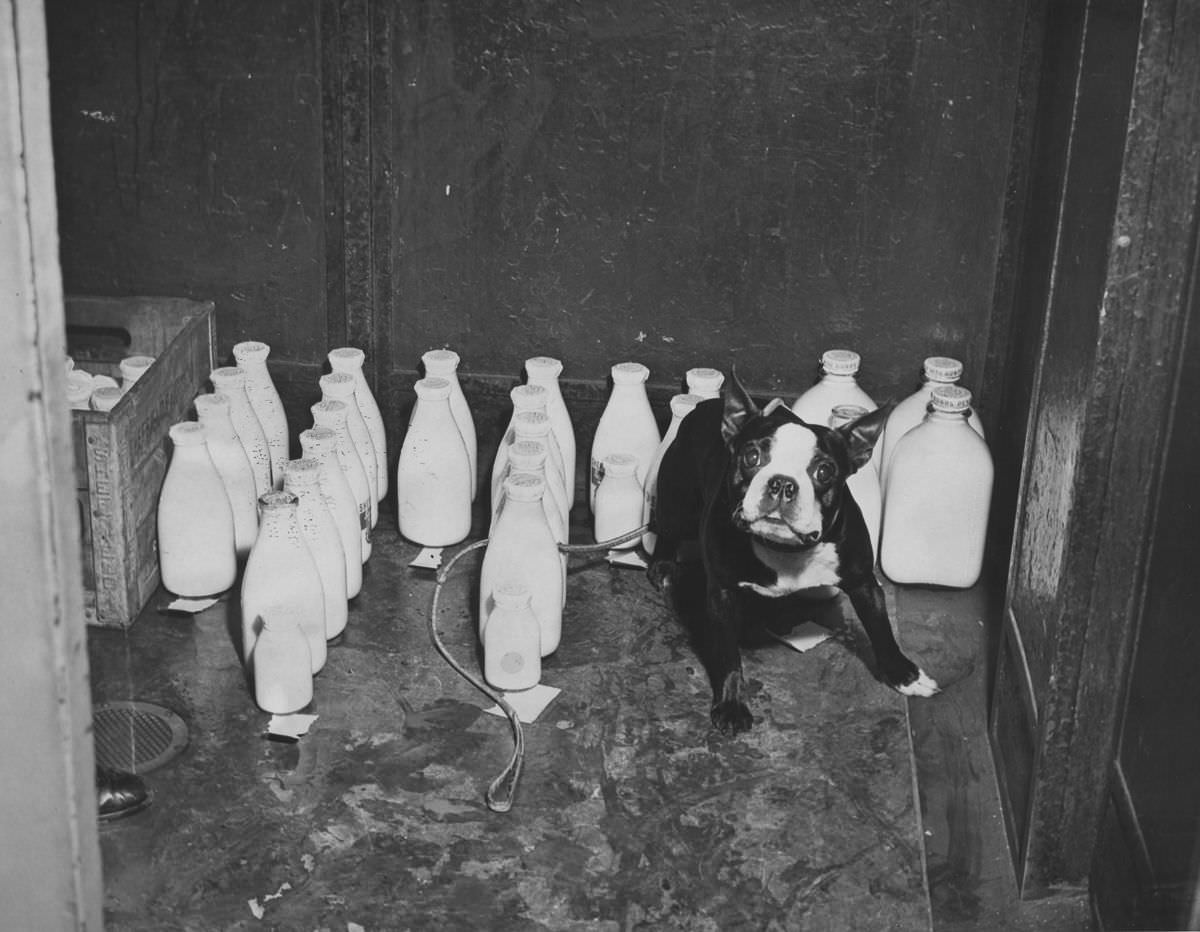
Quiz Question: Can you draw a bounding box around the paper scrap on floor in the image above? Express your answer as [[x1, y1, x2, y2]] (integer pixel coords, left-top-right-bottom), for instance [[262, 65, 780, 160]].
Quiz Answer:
[[485, 684, 562, 724], [770, 622, 832, 652], [410, 547, 443, 570], [267, 713, 319, 739]]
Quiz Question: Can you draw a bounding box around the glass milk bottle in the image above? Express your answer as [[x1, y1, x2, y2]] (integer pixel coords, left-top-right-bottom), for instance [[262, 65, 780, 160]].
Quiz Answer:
[[253, 617, 313, 714], [194, 393, 259, 558], [232, 342, 289, 489], [880, 386, 994, 588], [489, 383, 549, 505], [480, 474, 563, 656], [299, 427, 363, 596], [423, 349, 478, 502], [594, 452, 644, 549], [791, 349, 878, 426], [508, 412, 568, 520], [157, 422, 237, 597], [879, 356, 986, 487], [320, 372, 379, 521], [492, 439, 568, 606], [590, 362, 660, 510], [642, 393, 702, 555], [210, 366, 273, 498], [395, 376, 473, 546], [524, 356, 577, 510], [241, 491, 327, 673], [482, 581, 542, 692], [283, 458, 349, 640], [311, 399, 373, 561], [66, 370, 93, 410], [686, 367, 724, 400], [119, 354, 155, 392], [328, 347, 389, 500], [90, 386, 123, 413], [829, 404, 882, 561]]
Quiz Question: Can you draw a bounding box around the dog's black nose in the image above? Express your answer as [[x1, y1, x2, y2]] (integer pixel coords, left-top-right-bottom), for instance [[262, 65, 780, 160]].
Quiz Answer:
[[799, 529, 821, 546], [766, 475, 798, 502]]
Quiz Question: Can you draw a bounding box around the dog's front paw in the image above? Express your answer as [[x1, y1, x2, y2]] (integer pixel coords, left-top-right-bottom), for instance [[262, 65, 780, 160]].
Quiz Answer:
[[896, 669, 940, 698], [646, 559, 675, 593], [711, 698, 754, 734]]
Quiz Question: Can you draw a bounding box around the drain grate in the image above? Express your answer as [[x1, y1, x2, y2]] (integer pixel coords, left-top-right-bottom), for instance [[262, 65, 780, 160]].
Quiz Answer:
[[93, 701, 189, 774]]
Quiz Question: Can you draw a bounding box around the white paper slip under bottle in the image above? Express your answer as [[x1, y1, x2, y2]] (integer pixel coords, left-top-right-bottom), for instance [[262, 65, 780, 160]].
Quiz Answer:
[[685, 367, 724, 400], [878, 356, 985, 488], [423, 349, 478, 502], [524, 356, 577, 510], [829, 404, 882, 561], [642, 393, 702, 555], [241, 490, 327, 673], [480, 474, 563, 657], [594, 452, 644, 550], [395, 376, 473, 547], [283, 458, 349, 640], [311, 399, 373, 561], [590, 362, 660, 511], [232, 342, 290, 490], [879, 385, 994, 588], [210, 366, 273, 499], [253, 616, 314, 714], [299, 427, 364, 595], [482, 580, 542, 692], [194, 392, 260, 558], [157, 421, 237, 598], [328, 346, 389, 500], [320, 371, 379, 523]]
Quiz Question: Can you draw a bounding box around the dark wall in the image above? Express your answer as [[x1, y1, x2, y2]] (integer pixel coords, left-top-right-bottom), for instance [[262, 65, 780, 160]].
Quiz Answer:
[[46, 0, 1025, 417], [45, 0, 326, 365], [389, 0, 1026, 402]]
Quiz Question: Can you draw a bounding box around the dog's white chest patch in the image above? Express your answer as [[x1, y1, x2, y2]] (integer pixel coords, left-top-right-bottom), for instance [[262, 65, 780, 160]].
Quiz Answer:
[[741, 541, 841, 597]]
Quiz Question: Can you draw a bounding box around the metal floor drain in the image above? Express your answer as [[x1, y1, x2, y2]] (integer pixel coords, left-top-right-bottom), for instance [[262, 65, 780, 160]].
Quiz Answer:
[[93, 701, 189, 774]]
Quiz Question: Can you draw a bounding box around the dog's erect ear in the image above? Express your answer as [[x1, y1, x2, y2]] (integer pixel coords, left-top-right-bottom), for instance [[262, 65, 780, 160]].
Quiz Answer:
[[837, 405, 891, 474], [721, 366, 759, 447]]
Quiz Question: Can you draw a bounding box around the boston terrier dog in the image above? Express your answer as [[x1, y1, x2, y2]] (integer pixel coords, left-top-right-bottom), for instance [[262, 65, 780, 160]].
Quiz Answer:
[[648, 369, 939, 733]]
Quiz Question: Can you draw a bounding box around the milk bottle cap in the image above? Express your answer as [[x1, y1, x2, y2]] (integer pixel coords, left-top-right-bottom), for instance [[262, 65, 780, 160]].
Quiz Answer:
[[511, 383, 547, 410], [422, 349, 461, 375], [504, 473, 546, 502], [829, 404, 869, 427], [493, 580, 533, 608], [168, 421, 207, 446], [923, 356, 963, 382], [686, 367, 724, 395], [514, 410, 551, 438], [259, 490, 299, 511], [525, 356, 564, 378], [319, 371, 357, 399], [328, 346, 366, 368], [930, 384, 973, 413], [602, 452, 638, 477], [670, 393, 703, 418], [820, 349, 861, 375], [414, 376, 452, 401], [509, 440, 548, 470], [611, 362, 650, 384]]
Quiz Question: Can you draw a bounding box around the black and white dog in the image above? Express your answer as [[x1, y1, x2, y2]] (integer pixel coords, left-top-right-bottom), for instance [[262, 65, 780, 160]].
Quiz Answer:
[[648, 370, 938, 733]]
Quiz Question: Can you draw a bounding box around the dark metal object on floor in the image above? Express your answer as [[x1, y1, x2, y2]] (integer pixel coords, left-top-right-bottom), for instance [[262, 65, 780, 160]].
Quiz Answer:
[[92, 700, 189, 774]]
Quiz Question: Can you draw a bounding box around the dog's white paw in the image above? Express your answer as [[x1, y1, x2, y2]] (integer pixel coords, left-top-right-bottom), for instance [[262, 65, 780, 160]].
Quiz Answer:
[[898, 669, 940, 698]]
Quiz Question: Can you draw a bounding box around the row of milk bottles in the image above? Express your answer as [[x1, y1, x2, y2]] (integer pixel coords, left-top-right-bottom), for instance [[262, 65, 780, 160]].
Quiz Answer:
[[790, 349, 992, 588], [156, 341, 389, 715]]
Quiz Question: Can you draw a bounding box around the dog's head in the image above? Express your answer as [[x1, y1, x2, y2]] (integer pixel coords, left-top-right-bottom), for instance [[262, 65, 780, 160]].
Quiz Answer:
[[720, 369, 887, 550]]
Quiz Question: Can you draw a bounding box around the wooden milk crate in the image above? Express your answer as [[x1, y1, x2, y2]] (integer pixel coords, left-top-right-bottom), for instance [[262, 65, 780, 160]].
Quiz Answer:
[[67, 296, 218, 626]]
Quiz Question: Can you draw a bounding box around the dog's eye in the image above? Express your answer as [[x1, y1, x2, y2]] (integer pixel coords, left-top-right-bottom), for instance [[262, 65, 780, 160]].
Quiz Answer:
[[741, 447, 761, 470], [813, 462, 836, 484]]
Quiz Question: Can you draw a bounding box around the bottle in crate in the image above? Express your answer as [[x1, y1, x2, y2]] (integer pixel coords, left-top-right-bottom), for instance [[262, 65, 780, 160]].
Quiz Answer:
[[879, 385, 994, 588]]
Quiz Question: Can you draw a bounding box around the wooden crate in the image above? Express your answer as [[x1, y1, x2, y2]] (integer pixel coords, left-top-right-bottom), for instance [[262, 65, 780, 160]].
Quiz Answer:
[[67, 296, 218, 627]]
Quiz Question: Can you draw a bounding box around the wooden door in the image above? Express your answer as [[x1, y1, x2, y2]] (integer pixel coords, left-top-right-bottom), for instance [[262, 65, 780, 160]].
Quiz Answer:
[[989, 0, 1200, 897]]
